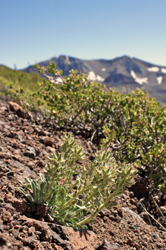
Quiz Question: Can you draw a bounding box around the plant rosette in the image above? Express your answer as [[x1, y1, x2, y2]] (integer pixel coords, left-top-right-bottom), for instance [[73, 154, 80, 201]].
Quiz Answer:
[[18, 133, 136, 229]]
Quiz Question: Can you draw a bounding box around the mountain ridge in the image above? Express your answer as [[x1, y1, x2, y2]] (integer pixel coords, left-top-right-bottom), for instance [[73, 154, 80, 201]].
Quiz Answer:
[[23, 55, 166, 106]]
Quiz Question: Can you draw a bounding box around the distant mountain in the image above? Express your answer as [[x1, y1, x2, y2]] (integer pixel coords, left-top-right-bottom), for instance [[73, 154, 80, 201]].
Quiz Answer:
[[23, 55, 166, 106]]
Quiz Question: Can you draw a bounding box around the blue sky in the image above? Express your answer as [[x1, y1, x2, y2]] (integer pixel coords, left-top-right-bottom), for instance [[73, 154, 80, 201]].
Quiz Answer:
[[1, 0, 166, 69]]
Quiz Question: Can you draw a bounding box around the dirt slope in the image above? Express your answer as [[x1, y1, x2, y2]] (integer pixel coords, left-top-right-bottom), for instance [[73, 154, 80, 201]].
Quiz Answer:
[[0, 97, 166, 249]]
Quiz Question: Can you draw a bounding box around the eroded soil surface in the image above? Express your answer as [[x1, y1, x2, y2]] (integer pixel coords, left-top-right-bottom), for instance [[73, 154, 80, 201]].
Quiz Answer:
[[0, 96, 166, 249]]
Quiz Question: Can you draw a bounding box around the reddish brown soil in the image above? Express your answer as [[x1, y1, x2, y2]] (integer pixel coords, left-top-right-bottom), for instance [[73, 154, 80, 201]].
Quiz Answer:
[[0, 96, 166, 249]]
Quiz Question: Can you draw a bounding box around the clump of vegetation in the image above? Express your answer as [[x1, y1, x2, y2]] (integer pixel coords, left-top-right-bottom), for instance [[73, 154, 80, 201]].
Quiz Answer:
[[9, 62, 166, 196], [101, 89, 166, 193], [13, 62, 122, 137], [18, 133, 136, 229]]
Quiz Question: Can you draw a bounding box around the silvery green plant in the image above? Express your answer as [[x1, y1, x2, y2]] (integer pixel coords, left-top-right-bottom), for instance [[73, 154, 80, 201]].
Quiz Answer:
[[18, 133, 136, 229]]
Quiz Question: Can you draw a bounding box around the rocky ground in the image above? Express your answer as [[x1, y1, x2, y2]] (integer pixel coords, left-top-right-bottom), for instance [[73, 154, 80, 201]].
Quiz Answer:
[[0, 96, 166, 249]]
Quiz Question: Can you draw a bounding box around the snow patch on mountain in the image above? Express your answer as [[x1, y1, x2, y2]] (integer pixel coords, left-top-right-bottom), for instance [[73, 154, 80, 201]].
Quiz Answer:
[[88, 71, 104, 82], [131, 70, 148, 85], [66, 56, 71, 65], [96, 75, 104, 82], [157, 76, 163, 85], [147, 67, 159, 72], [161, 68, 166, 73], [101, 68, 106, 71]]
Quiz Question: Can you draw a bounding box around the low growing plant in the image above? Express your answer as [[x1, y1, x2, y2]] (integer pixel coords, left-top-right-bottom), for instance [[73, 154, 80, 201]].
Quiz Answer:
[[19, 133, 136, 229]]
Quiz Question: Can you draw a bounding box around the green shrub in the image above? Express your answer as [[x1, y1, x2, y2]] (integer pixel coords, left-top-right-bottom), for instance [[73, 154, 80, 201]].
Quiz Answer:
[[13, 61, 166, 193], [18, 133, 136, 229], [32, 62, 121, 138], [101, 89, 166, 193]]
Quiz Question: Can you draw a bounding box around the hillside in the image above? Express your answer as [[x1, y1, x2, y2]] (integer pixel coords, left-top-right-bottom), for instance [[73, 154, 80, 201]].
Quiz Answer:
[[0, 95, 166, 249], [0, 65, 46, 97]]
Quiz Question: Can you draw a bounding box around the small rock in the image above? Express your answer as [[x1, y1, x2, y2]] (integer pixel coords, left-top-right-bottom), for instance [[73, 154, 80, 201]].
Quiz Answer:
[[27, 161, 35, 169], [46, 146, 55, 153], [21, 237, 39, 248], [0, 233, 7, 246], [8, 101, 22, 112], [38, 136, 45, 143], [50, 244, 64, 250], [13, 149, 21, 155], [160, 206, 166, 214], [129, 191, 135, 198], [2, 210, 11, 223], [28, 226, 36, 235], [130, 198, 137, 205], [41, 242, 63, 250], [8, 101, 33, 120], [140, 212, 150, 223], [38, 130, 48, 136], [4, 194, 28, 215], [117, 207, 123, 217], [36, 205, 47, 217], [0, 152, 14, 159], [0, 221, 4, 231], [98, 239, 119, 249], [37, 160, 45, 168], [122, 207, 146, 224], [99, 208, 110, 217], [24, 146, 36, 159], [59, 226, 98, 250], [44, 137, 55, 147]]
